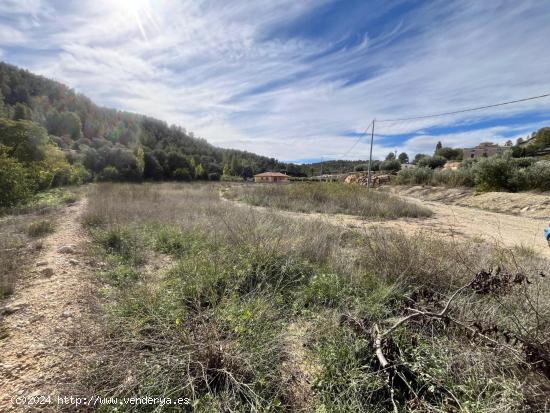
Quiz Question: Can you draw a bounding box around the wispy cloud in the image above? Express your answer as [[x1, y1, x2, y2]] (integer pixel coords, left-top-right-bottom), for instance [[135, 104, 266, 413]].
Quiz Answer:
[[1, 0, 550, 161]]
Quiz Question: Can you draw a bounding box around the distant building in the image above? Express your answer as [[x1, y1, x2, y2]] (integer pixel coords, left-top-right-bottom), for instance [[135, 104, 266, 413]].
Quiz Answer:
[[254, 171, 290, 183], [463, 142, 505, 159]]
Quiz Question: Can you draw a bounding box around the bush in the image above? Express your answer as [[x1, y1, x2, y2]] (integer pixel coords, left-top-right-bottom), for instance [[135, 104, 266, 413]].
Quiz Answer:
[[208, 172, 220, 181], [220, 175, 244, 182], [172, 167, 191, 181], [0, 155, 35, 207], [379, 159, 401, 172], [525, 161, 550, 191], [395, 167, 433, 185], [435, 147, 463, 160], [417, 155, 447, 169], [98, 166, 120, 182], [27, 219, 55, 237], [431, 168, 475, 187], [473, 156, 519, 191]]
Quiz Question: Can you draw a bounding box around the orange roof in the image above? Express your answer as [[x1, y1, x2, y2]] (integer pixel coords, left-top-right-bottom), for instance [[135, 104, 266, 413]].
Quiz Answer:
[[254, 171, 289, 177]]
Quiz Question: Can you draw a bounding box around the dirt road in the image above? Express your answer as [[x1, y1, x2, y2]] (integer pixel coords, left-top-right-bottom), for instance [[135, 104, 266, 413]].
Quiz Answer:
[[0, 200, 97, 412]]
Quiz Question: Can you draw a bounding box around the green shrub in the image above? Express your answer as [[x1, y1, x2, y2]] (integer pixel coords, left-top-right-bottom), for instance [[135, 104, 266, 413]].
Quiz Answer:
[[473, 156, 520, 191], [220, 175, 244, 182], [431, 168, 475, 187], [27, 219, 55, 237], [98, 165, 120, 181], [172, 167, 191, 181], [525, 160, 550, 191], [0, 155, 35, 207], [97, 227, 144, 265], [103, 265, 140, 286], [395, 166, 433, 185], [379, 159, 401, 172], [302, 272, 346, 307], [417, 155, 447, 169], [153, 227, 202, 256]]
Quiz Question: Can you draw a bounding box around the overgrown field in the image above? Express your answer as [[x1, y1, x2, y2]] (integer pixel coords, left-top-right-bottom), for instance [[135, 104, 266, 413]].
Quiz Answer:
[[81, 183, 550, 412], [226, 182, 432, 219]]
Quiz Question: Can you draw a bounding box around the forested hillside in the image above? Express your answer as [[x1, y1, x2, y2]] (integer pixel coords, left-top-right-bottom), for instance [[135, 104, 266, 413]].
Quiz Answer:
[[0, 62, 302, 206]]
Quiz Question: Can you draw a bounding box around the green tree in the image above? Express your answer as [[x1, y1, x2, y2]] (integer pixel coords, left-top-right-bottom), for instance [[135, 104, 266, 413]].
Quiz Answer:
[[173, 168, 191, 181], [0, 119, 50, 163], [98, 166, 120, 181], [223, 163, 230, 176], [0, 153, 34, 207], [435, 141, 442, 153], [413, 153, 428, 164], [380, 159, 401, 172], [385, 152, 396, 161], [143, 152, 163, 180], [134, 145, 145, 176], [194, 163, 206, 179], [13, 103, 32, 120], [397, 152, 409, 164], [418, 155, 447, 169], [435, 147, 463, 160]]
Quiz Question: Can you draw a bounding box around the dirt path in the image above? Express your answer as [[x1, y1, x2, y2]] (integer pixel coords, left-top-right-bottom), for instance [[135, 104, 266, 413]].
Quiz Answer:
[[0, 199, 97, 412], [224, 192, 550, 259]]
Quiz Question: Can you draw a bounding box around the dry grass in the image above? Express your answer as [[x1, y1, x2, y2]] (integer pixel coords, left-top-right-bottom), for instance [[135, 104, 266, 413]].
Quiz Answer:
[[0, 188, 76, 300], [26, 219, 55, 237], [227, 182, 433, 219], [80, 182, 550, 412]]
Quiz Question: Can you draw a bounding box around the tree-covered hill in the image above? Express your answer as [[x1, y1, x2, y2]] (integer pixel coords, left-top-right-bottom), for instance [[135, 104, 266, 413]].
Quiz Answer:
[[0, 61, 294, 189]]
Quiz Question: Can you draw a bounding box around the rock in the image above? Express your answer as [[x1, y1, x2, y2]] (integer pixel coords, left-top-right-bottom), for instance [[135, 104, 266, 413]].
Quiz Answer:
[[36, 260, 48, 267], [57, 245, 75, 254], [0, 302, 28, 315], [41, 267, 55, 277], [68, 258, 79, 265]]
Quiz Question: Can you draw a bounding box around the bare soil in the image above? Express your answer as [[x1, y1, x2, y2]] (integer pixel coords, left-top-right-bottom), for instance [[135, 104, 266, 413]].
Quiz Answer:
[[0, 200, 98, 412], [387, 185, 550, 219]]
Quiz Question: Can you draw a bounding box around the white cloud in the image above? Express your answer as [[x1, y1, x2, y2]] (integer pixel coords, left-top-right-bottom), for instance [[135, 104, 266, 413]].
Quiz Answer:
[[1, 0, 550, 161], [0, 25, 28, 45]]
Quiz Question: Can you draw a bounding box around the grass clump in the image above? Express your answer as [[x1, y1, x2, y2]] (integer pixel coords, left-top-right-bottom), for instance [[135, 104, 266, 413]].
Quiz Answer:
[[231, 182, 432, 219], [26, 219, 55, 237]]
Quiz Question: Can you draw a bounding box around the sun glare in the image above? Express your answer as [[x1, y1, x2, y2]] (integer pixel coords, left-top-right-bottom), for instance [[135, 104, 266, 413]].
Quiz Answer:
[[109, 0, 157, 40]]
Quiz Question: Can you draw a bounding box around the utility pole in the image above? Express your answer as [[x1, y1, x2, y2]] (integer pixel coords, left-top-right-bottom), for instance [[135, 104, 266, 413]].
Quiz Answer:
[[367, 119, 375, 189]]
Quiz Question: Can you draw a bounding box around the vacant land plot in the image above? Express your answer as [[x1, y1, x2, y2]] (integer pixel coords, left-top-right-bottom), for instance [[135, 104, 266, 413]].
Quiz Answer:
[[77, 183, 549, 412], [227, 182, 432, 219]]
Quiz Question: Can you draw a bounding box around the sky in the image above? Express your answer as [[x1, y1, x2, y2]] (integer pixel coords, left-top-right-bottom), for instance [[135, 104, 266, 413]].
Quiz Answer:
[[1, 0, 550, 163]]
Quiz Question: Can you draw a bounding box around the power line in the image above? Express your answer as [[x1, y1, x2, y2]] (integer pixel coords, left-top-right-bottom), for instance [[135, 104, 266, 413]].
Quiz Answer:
[[339, 122, 373, 158], [377, 92, 550, 123]]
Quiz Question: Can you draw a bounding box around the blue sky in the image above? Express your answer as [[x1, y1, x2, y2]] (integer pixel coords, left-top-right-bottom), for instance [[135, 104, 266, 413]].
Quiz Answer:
[[1, 0, 550, 162]]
